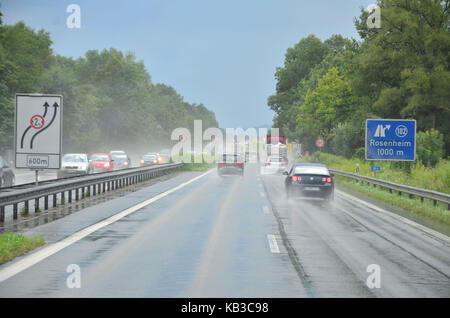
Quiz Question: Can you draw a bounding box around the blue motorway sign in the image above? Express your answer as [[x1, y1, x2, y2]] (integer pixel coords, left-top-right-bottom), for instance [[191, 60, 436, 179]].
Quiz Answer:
[[370, 166, 381, 171], [366, 119, 416, 161]]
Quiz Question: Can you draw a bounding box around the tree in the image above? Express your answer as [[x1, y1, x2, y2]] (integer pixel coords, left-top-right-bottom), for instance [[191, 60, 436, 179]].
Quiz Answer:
[[296, 67, 357, 151], [354, 0, 450, 155]]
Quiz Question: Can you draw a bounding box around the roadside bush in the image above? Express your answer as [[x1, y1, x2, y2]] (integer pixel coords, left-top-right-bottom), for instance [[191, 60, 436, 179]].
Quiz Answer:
[[416, 129, 444, 167]]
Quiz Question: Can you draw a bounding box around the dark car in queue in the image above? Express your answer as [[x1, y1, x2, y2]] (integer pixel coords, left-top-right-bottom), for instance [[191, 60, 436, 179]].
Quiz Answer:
[[109, 150, 131, 170], [140, 153, 161, 166], [90, 153, 114, 173], [283, 163, 334, 201], [0, 156, 15, 188], [217, 154, 244, 176]]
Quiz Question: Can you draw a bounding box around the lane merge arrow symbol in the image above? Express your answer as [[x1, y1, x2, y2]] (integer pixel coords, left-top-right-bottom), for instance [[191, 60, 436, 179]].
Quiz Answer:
[[21, 101, 50, 149], [30, 102, 59, 149]]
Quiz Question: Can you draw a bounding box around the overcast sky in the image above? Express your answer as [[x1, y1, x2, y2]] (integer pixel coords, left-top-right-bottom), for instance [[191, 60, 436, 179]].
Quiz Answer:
[[2, 0, 374, 128]]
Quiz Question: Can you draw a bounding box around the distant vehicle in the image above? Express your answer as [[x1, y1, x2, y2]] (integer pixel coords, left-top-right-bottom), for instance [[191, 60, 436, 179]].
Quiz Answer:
[[0, 156, 15, 188], [140, 153, 162, 166], [109, 150, 131, 170], [90, 153, 114, 173], [283, 163, 334, 202], [264, 155, 287, 173], [58, 153, 92, 178], [217, 154, 244, 176], [159, 149, 171, 163]]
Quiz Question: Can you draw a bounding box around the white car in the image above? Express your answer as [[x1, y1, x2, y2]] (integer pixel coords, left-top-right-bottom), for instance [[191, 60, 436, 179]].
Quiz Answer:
[[264, 156, 287, 173], [58, 153, 92, 178]]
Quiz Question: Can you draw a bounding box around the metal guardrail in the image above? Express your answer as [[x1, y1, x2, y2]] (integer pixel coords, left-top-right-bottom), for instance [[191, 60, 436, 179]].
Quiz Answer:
[[330, 169, 450, 210], [0, 163, 184, 222]]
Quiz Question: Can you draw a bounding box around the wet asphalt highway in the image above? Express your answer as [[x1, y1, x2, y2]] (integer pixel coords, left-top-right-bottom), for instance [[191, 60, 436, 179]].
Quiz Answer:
[[0, 164, 448, 297]]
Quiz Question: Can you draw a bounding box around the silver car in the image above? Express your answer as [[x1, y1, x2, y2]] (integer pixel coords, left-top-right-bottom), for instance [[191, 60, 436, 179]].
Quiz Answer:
[[58, 153, 92, 178]]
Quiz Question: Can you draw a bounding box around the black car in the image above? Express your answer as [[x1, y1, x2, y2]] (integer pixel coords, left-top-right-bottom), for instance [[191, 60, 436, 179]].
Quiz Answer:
[[283, 163, 334, 201], [109, 151, 131, 170], [218, 154, 244, 176], [0, 156, 15, 188]]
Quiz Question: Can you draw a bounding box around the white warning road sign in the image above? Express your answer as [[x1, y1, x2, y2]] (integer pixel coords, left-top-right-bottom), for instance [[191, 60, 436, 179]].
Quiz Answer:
[[14, 94, 63, 169]]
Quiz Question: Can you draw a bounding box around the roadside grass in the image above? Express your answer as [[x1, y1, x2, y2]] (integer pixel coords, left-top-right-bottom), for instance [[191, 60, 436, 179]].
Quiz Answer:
[[0, 232, 45, 264], [313, 153, 449, 193], [335, 175, 450, 225]]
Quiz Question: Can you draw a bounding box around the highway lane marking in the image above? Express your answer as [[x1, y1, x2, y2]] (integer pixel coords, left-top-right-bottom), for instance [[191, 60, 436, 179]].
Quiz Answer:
[[262, 206, 270, 214], [267, 234, 280, 253], [336, 189, 450, 244], [0, 169, 215, 284]]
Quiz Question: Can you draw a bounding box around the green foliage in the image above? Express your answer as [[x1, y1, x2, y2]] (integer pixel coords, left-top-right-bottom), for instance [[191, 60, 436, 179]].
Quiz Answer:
[[311, 152, 450, 194], [270, 0, 450, 160], [0, 21, 218, 154], [416, 129, 445, 167], [0, 232, 45, 264]]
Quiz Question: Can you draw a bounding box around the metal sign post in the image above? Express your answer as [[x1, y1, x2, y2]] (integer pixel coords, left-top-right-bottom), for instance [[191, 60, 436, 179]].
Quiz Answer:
[[14, 94, 63, 185]]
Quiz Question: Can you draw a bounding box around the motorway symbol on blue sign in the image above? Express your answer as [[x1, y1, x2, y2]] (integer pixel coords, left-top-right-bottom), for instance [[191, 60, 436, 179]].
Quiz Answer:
[[366, 119, 416, 161], [370, 166, 381, 171]]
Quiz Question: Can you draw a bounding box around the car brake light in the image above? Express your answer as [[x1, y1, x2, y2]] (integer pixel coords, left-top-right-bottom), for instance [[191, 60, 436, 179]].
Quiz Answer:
[[322, 177, 332, 183], [236, 162, 243, 166], [266, 162, 270, 166], [218, 161, 225, 165], [104, 162, 110, 168], [281, 162, 286, 166], [291, 176, 302, 182]]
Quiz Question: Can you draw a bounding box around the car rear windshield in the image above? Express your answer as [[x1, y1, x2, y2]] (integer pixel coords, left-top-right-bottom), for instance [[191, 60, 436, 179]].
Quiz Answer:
[[91, 155, 109, 161], [269, 157, 283, 162], [293, 166, 329, 176], [222, 155, 241, 162]]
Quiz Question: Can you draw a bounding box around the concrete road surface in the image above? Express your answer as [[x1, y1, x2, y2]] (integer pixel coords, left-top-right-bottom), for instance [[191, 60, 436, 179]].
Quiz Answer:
[[0, 164, 448, 297]]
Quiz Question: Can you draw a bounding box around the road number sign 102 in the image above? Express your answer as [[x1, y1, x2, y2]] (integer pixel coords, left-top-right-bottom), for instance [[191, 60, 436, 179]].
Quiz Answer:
[[27, 155, 49, 168]]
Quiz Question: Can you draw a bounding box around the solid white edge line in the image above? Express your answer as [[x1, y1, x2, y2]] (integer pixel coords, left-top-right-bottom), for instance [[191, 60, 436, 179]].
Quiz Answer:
[[0, 169, 215, 284], [267, 234, 280, 253], [336, 189, 450, 244]]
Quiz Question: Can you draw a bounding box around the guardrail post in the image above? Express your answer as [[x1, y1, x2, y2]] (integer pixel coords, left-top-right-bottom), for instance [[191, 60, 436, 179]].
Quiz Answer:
[[0, 206, 4, 222], [93, 184, 96, 196], [82, 187, 85, 199], [25, 200, 29, 213], [68, 190, 72, 203], [44, 196, 48, 210], [13, 203, 18, 220], [398, 191, 402, 196], [53, 194, 57, 207], [433, 200, 437, 206], [61, 191, 65, 205], [35, 198, 39, 212], [76, 188, 79, 201]]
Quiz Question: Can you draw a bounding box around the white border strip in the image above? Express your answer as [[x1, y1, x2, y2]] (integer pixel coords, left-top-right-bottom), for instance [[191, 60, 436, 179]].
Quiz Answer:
[[336, 189, 450, 244], [0, 169, 214, 283]]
